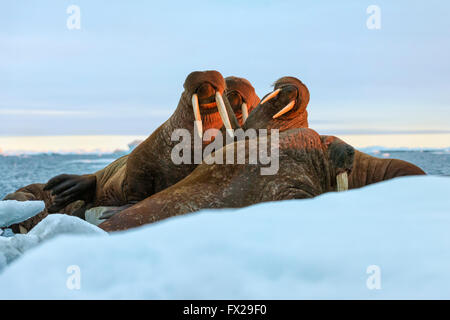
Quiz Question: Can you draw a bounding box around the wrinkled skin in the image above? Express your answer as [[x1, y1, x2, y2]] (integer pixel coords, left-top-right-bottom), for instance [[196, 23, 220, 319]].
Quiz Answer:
[[348, 150, 425, 189], [3, 70, 240, 230], [99, 128, 355, 232], [224, 76, 260, 126]]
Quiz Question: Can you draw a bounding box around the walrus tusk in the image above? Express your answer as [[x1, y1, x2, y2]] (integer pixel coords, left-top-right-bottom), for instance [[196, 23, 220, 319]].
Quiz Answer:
[[336, 171, 349, 192], [191, 94, 203, 139], [215, 92, 233, 131], [19, 225, 28, 234], [241, 102, 248, 123], [261, 88, 281, 104], [273, 100, 295, 119]]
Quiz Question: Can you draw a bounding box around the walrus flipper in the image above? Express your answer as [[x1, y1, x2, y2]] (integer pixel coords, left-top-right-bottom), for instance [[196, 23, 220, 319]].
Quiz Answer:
[[44, 174, 96, 213]]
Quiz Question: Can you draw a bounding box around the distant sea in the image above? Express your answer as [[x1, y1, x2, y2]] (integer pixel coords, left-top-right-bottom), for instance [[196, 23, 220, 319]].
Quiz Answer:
[[1, 150, 449, 199]]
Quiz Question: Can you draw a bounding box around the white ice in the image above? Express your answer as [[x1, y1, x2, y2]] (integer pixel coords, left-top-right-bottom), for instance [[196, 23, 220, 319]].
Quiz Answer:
[[0, 176, 449, 299], [0, 200, 45, 228], [0, 214, 107, 271]]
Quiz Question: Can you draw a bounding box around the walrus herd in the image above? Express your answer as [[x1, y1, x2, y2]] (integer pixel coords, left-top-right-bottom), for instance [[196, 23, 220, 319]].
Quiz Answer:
[[3, 70, 425, 233]]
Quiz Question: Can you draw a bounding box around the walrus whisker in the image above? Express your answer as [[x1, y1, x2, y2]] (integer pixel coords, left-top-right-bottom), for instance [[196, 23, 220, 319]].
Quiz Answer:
[[273, 100, 295, 119], [241, 102, 248, 123], [336, 171, 349, 192], [261, 88, 281, 104], [191, 93, 203, 139], [215, 92, 233, 131]]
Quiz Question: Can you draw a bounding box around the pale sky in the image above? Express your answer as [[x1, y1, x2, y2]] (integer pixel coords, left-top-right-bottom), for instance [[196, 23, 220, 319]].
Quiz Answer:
[[1, 0, 450, 152]]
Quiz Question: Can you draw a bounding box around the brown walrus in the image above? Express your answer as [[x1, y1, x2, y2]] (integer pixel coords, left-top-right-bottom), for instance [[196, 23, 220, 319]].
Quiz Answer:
[[3, 70, 241, 230], [99, 128, 355, 231]]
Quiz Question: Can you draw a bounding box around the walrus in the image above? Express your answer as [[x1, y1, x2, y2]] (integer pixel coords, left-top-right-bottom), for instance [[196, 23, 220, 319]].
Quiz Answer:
[[98, 75, 423, 231], [46, 74, 261, 213], [224, 76, 260, 126], [3, 70, 240, 230], [98, 128, 355, 231], [241, 76, 425, 187]]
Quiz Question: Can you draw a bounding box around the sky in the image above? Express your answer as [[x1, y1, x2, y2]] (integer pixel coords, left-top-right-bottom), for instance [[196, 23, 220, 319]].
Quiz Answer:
[[1, 0, 450, 152]]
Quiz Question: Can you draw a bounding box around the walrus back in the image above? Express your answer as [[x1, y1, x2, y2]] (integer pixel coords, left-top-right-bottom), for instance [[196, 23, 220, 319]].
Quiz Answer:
[[349, 150, 425, 189]]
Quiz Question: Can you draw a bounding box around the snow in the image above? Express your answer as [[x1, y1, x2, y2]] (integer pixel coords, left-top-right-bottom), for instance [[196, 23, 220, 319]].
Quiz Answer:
[[0, 176, 449, 299], [0, 200, 45, 227], [0, 214, 106, 271]]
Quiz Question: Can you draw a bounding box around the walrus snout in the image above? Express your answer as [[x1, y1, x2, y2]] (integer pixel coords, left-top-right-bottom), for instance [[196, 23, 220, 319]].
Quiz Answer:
[[187, 70, 237, 139], [195, 83, 217, 108], [321, 135, 355, 192], [225, 76, 260, 125]]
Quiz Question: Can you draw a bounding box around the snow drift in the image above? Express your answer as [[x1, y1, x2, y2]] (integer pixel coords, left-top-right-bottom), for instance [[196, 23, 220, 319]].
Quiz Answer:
[[0, 176, 449, 299]]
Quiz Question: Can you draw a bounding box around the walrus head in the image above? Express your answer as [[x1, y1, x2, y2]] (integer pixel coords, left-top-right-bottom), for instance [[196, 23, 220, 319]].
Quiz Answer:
[[224, 76, 260, 126], [178, 70, 240, 140], [320, 135, 355, 191], [243, 76, 309, 131]]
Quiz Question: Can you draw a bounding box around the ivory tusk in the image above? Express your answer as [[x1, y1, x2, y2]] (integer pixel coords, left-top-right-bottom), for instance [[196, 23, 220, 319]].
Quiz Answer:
[[19, 225, 28, 234], [191, 94, 203, 139], [272, 100, 295, 119], [241, 102, 248, 123], [336, 171, 349, 192], [261, 88, 281, 104], [215, 92, 233, 131]]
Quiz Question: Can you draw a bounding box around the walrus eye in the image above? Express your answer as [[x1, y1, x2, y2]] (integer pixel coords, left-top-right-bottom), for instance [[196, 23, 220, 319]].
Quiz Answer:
[[260, 88, 281, 104]]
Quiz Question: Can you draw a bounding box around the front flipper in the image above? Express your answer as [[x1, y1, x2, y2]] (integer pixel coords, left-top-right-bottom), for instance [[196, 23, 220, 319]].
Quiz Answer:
[[44, 174, 97, 213]]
